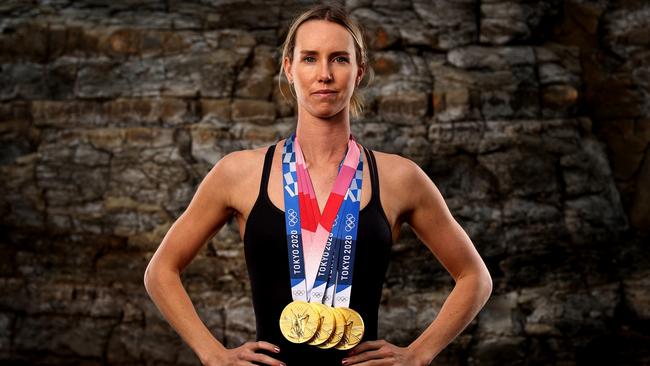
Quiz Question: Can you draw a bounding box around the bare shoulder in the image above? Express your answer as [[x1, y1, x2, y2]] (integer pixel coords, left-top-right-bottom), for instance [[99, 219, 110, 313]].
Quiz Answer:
[[370, 149, 428, 192], [371, 150, 420, 175], [214, 146, 267, 178], [201, 144, 270, 211], [370, 149, 444, 223]]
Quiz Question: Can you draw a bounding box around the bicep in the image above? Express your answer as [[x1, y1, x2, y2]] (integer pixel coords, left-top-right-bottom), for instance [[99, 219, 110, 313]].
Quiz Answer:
[[148, 155, 237, 274], [404, 161, 486, 282]]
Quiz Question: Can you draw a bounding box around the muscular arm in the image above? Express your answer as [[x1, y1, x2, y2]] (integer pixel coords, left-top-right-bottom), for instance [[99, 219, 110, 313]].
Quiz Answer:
[[143, 151, 244, 364], [337, 154, 493, 366], [400, 158, 493, 364]]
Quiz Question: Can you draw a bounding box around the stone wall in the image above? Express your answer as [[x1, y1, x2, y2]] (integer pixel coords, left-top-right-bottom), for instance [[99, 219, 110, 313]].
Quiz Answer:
[[1, 0, 648, 365]]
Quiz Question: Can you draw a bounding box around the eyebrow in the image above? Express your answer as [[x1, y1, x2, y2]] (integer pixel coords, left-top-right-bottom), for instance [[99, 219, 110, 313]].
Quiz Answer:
[[299, 50, 350, 56]]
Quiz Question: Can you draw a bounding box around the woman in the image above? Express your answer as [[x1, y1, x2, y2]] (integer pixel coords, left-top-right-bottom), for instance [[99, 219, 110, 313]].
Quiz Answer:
[[144, 4, 492, 366]]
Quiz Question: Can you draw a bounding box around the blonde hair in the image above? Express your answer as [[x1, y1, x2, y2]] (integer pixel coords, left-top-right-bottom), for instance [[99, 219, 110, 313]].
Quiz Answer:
[[277, 3, 374, 120]]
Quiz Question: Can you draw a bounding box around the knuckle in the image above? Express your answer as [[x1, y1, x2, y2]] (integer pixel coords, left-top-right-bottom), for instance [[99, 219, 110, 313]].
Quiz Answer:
[[378, 348, 390, 357]]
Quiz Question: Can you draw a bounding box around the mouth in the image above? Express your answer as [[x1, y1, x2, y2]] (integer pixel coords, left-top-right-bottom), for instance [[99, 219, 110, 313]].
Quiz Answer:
[[313, 91, 337, 96], [312, 89, 338, 95], [313, 92, 337, 99]]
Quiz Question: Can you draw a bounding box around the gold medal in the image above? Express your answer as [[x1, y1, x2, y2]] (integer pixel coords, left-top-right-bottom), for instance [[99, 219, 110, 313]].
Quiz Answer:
[[279, 301, 320, 343], [334, 307, 365, 350], [307, 303, 336, 346], [317, 306, 346, 349]]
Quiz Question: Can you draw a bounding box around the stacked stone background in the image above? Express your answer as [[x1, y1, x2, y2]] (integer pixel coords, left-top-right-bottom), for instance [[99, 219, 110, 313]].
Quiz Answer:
[[0, 0, 648, 365]]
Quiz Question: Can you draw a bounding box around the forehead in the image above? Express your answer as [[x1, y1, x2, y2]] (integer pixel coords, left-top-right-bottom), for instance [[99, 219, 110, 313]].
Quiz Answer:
[[294, 19, 354, 52]]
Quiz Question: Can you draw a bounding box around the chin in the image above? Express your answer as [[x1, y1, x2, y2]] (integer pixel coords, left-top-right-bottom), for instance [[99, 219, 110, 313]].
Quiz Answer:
[[311, 107, 345, 119]]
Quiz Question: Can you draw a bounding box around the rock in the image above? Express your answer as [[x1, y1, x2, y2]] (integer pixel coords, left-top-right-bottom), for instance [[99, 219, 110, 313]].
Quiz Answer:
[[542, 84, 579, 111], [629, 147, 650, 229], [0, 312, 12, 351], [597, 119, 649, 181], [477, 291, 518, 337], [190, 123, 234, 165], [200, 98, 231, 124], [231, 99, 276, 125], [447, 46, 535, 70], [223, 296, 256, 348], [480, 1, 562, 45], [378, 90, 429, 125], [235, 45, 277, 99], [469, 336, 527, 366], [13, 315, 116, 358], [623, 271, 650, 319], [0, 63, 48, 100], [1, 1, 648, 365], [413, 0, 476, 49], [350, 8, 401, 50]]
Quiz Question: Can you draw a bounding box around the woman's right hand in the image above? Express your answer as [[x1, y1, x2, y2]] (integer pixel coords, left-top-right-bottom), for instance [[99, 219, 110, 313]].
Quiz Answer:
[[204, 341, 285, 366]]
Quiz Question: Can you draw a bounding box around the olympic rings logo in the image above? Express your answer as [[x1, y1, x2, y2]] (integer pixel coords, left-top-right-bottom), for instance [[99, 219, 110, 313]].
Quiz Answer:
[[288, 208, 298, 226], [345, 213, 355, 231], [294, 289, 305, 296]]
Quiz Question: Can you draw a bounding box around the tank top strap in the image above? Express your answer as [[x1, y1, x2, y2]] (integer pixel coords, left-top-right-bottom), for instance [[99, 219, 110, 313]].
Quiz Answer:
[[259, 142, 277, 199], [362, 145, 380, 205]]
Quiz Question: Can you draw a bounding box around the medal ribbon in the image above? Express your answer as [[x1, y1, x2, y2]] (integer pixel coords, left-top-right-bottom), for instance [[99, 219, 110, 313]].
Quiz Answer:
[[282, 132, 362, 304], [323, 159, 362, 308]]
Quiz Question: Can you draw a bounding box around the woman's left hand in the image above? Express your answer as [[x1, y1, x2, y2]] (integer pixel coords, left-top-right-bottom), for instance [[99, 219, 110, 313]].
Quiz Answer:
[[341, 340, 426, 366]]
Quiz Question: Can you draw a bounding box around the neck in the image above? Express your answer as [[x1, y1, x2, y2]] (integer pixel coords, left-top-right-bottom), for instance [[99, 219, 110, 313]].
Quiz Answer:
[[295, 108, 351, 169]]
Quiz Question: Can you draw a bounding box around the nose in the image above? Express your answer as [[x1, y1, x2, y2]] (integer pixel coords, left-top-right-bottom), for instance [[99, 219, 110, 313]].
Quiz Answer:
[[318, 61, 332, 83]]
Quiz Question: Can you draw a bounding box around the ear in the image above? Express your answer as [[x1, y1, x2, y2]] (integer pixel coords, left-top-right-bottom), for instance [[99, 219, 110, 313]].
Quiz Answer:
[[283, 56, 293, 83], [356, 62, 365, 85]]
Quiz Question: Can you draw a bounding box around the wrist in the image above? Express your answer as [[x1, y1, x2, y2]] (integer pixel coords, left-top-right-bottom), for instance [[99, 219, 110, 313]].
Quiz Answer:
[[407, 342, 434, 366], [197, 341, 227, 365]]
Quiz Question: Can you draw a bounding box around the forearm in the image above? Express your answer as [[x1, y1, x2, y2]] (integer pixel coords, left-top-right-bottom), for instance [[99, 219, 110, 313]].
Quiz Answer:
[[407, 273, 492, 365], [144, 266, 226, 364]]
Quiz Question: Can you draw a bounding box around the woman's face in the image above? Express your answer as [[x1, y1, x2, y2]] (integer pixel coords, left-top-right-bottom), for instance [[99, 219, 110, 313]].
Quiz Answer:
[[284, 19, 364, 119]]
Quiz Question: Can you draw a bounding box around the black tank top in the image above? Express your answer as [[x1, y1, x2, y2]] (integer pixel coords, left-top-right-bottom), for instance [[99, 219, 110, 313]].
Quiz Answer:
[[243, 142, 393, 365]]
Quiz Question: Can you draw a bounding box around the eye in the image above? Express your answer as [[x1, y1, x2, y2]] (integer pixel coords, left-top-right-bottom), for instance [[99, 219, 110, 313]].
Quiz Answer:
[[302, 56, 349, 63]]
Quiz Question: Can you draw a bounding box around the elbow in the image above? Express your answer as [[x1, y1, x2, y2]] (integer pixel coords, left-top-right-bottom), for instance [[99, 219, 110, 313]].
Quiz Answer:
[[480, 266, 493, 301], [143, 258, 180, 294], [143, 264, 153, 292], [456, 265, 493, 302], [143, 261, 158, 294]]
